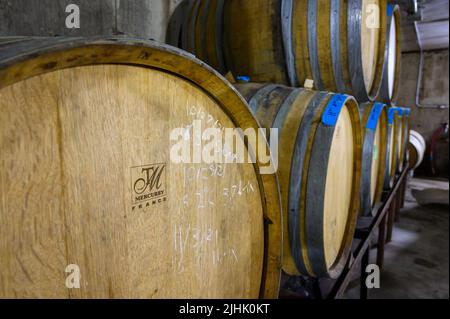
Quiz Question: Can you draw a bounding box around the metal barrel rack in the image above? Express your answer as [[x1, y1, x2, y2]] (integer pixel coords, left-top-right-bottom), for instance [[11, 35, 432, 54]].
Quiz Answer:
[[280, 167, 410, 299]]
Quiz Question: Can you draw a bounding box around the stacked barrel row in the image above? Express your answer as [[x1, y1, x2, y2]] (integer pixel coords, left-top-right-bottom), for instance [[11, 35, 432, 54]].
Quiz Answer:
[[168, 0, 412, 280], [168, 0, 403, 104], [235, 84, 363, 277]]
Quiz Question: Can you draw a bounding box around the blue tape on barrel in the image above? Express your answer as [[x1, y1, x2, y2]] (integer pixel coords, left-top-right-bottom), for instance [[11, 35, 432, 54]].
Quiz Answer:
[[387, 3, 394, 17], [366, 102, 385, 130], [388, 108, 396, 124], [236, 76, 250, 82], [404, 108, 411, 117], [322, 94, 348, 126]]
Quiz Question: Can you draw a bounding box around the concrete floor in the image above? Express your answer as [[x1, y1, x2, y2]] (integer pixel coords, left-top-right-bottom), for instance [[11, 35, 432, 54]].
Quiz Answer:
[[347, 177, 449, 299]]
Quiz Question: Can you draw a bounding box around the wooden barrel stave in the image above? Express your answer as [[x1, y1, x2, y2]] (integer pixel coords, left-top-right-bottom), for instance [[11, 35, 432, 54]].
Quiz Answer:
[[186, 0, 202, 54], [207, 0, 227, 74], [392, 107, 407, 173], [235, 83, 362, 279], [166, 1, 191, 47], [194, 0, 210, 62], [0, 38, 282, 298], [384, 107, 399, 188], [291, 0, 313, 87], [177, 0, 227, 73], [384, 108, 391, 189], [283, 89, 326, 276], [180, 0, 195, 52], [359, 102, 388, 216], [224, 0, 288, 83], [378, 4, 402, 104], [400, 107, 411, 169], [171, 0, 227, 73], [332, 0, 353, 94]]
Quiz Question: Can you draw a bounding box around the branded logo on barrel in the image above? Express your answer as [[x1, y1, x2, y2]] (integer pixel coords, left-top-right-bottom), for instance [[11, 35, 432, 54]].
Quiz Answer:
[[131, 163, 167, 210]]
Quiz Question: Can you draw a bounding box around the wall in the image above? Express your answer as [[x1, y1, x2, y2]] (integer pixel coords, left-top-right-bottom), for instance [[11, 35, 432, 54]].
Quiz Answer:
[[0, 0, 183, 42], [396, 49, 449, 177]]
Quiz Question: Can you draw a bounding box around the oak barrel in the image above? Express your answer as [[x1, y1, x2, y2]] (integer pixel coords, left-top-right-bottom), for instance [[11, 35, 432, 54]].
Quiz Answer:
[[0, 38, 282, 298], [235, 83, 362, 278], [392, 107, 408, 173], [409, 130, 426, 170], [384, 107, 399, 189], [166, 0, 191, 47], [378, 4, 402, 104], [400, 107, 411, 168], [168, 0, 227, 73], [359, 102, 388, 216], [225, 0, 387, 102]]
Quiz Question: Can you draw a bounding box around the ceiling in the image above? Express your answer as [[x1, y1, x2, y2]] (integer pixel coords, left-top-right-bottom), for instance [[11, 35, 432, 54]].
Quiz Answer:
[[399, 0, 449, 52]]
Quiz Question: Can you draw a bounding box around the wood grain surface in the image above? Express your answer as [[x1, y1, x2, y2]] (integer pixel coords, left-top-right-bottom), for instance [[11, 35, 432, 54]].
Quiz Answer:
[[379, 4, 402, 104], [323, 106, 354, 268], [390, 112, 399, 178], [360, 103, 388, 216], [225, 0, 387, 102], [235, 83, 362, 279], [0, 38, 282, 299], [224, 0, 288, 83], [361, 0, 381, 93]]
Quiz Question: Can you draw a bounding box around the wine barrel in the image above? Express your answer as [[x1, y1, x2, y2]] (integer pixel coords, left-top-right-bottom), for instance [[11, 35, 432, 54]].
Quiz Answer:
[[409, 130, 426, 170], [378, 4, 402, 104], [392, 107, 407, 172], [0, 38, 282, 299], [225, 0, 387, 102], [359, 102, 388, 216], [169, 0, 227, 73], [182, 0, 200, 53], [224, 0, 289, 84], [400, 107, 411, 167], [384, 107, 399, 189], [235, 83, 362, 278]]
